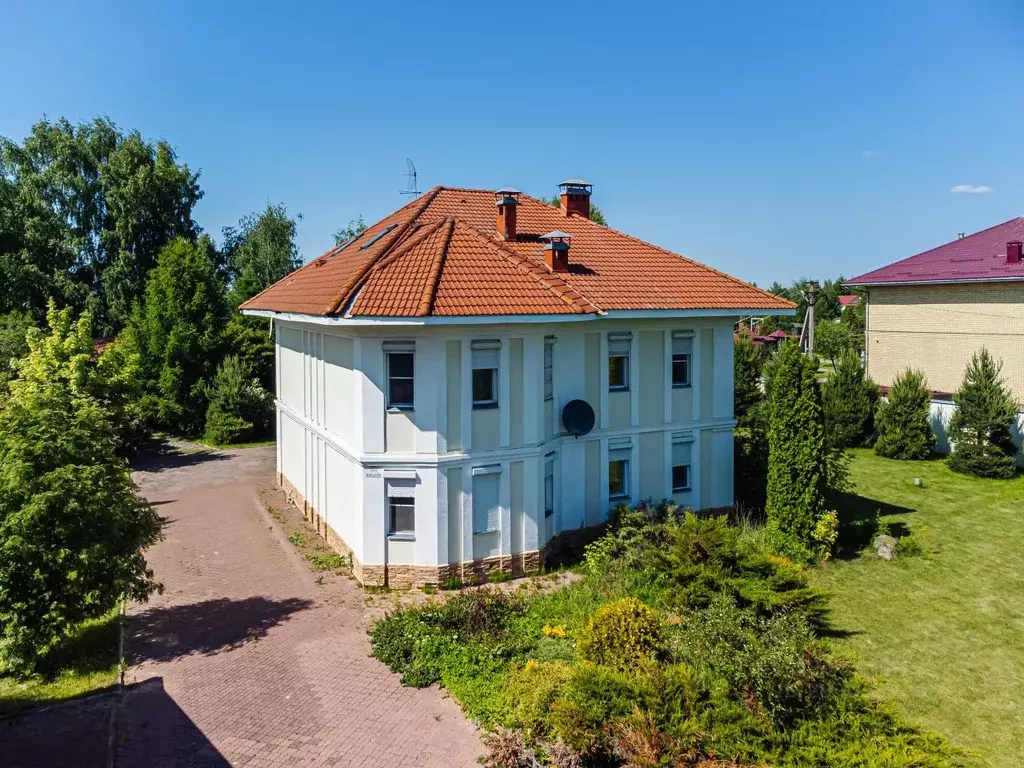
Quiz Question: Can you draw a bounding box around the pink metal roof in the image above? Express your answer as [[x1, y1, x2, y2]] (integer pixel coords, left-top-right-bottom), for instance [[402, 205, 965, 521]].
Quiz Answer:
[[838, 295, 862, 307], [846, 217, 1024, 286]]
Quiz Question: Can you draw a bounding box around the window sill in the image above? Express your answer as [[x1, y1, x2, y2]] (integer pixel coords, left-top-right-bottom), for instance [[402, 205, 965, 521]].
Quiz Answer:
[[672, 383, 692, 389], [609, 493, 630, 501], [544, 509, 554, 518], [473, 529, 499, 536], [387, 405, 415, 413], [472, 402, 499, 410], [387, 533, 416, 542], [672, 487, 692, 494], [608, 387, 630, 393]]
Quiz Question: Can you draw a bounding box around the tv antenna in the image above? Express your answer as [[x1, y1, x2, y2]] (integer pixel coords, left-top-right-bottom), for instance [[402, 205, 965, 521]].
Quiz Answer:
[[399, 158, 419, 197]]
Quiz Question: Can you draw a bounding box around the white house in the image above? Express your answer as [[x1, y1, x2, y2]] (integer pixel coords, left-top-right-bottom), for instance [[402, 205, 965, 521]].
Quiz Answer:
[[242, 182, 794, 586]]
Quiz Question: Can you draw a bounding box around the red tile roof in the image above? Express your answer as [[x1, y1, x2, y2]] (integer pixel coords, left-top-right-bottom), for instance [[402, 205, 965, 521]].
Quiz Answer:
[[846, 217, 1024, 286], [242, 187, 794, 318], [838, 295, 862, 308]]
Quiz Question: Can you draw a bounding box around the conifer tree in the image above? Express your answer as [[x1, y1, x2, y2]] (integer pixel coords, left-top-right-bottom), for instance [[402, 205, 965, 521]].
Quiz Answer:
[[766, 342, 828, 547], [822, 349, 878, 449], [874, 369, 934, 460], [734, 335, 764, 423], [947, 348, 1019, 478], [136, 237, 228, 434]]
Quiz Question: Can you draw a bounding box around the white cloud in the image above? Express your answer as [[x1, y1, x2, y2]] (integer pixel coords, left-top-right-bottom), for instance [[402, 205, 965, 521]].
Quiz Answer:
[[950, 184, 992, 194], [860, 149, 883, 158]]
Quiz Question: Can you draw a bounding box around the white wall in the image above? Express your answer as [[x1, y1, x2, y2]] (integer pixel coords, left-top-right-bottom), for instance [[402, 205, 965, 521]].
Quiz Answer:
[[272, 315, 741, 568], [929, 399, 1024, 467]]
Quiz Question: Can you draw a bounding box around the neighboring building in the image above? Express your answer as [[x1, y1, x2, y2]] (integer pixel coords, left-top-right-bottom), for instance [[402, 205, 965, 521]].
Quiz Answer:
[[838, 294, 862, 311], [846, 219, 1024, 462], [242, 182, 794, 586]]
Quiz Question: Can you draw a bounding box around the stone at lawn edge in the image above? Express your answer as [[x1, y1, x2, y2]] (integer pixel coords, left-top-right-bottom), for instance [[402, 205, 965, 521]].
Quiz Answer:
[[874, 534, 899, 560]]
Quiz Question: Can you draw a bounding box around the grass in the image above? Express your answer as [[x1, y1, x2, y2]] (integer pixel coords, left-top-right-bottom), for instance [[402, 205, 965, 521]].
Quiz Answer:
[[815, 449, 1024, 767], [0, 611, 120, 716], [196, 438, 275, 450]]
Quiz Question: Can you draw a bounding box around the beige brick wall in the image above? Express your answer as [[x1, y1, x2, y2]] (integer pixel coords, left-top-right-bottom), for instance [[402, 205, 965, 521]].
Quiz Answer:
[[866, 282, 1024, 403]]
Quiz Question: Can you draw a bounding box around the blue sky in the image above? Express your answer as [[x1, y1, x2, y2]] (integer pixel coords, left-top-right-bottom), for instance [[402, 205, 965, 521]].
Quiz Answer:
[[3, 0, 1022, 287]]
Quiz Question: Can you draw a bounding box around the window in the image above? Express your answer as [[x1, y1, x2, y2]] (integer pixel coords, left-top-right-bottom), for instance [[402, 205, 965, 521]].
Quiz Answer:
[[386, 478, 415, 536], [472, 470, 501, 533], [359, 223, 398, 250], [609, 446, 631, 499], [544, 338, 555, 401], [608, 332, 631, 391], [672, 440, 692, 493], [385, 350, 414, 409], [471, 340, 500, 407], [544, 458, 555, 518], [672, 333, 692, 388]]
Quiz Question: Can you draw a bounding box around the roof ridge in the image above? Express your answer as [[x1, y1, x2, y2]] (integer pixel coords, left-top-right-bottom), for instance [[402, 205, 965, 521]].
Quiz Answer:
[[516, 193, 795, 310], [847, 215, 1024, 284], [417, 217, 455, 317], [328, 187, 441, 314], [456, 220, 604, 315]]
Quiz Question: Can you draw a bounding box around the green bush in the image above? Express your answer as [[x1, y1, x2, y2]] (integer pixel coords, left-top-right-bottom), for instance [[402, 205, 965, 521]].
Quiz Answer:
[[874, 369, 934, 460], [576, 598, 665, 670], [549, 663, 649, 757], [766, 341, 829, 547], [203, 355, 272, 444], [822, 349, 878, 449], [501, 660, 573, 739], [947, 348, 1019, 479]]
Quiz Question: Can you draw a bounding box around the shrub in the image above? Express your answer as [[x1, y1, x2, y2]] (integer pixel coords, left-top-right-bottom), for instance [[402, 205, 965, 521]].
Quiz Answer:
[[502, 660, 573, 738], [480, 727, 536, 768], [874, 369, 934, 460], [765, 341, 829, 547], [734, 334, 764, 424], [822, 349, 878, 449], [203, 355, 273, 444], [549, 663, 649, 757], [577, 598, 665, 670], [814, 320, 855, 370], [947, 348, 1019, 479], [734, 404, 769, 511]]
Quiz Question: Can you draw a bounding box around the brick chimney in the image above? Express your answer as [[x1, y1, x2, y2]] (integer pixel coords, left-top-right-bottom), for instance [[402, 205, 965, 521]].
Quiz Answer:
[[1006, 241, 1022, 264], [558, 179, 593, 219], [542, 230, 572, 272], [495, 188, 519, 240]]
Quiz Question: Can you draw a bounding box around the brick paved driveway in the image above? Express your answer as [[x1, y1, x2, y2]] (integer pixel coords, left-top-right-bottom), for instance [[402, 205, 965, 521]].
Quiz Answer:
[[18, 443, 481, 768], [117, 444, 482, 767]]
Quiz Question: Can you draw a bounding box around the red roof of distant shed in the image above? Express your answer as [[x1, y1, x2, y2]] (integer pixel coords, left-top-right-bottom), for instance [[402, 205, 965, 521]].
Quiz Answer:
[[241, 186, 795, 318], [846, 217, 1024, 286]]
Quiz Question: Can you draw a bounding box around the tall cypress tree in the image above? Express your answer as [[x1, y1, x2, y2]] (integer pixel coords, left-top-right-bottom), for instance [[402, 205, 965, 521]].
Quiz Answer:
[[947, 349, 1019, 478], [766, 342, 828, 546]]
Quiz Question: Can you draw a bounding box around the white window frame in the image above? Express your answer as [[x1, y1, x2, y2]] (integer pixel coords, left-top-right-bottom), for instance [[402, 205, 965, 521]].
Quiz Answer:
[[671, 438, 692, 493], [471, 340, 500, 408], [608, 332, 631, 392], [671, 332, 693, 389], [471, 466, 502, 534], [385, 477, 416, 537], [544, 337, 555, 402], [608, 446, 631, 499], [384, 342, 415, 410]]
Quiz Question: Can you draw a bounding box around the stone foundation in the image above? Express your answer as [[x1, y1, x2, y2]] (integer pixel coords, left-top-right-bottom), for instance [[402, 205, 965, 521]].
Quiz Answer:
[[276, 473, 547, 589]]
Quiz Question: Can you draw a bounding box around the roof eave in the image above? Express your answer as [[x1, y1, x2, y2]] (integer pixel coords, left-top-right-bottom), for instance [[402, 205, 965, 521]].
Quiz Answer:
[[845, 276, 1024, 288], [241, 306, 795, 327]]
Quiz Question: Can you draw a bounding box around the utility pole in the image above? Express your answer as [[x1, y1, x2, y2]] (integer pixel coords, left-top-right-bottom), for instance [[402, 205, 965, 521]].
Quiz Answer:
[[806, 280, 817, 355]]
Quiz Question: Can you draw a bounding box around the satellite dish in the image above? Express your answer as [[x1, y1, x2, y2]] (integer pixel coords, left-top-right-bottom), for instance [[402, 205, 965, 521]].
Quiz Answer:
[[561, 399, 596, 437]]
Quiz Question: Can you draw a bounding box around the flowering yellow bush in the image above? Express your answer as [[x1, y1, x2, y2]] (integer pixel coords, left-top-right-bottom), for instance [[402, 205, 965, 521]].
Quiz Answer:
[[542, 624, 567, 638]]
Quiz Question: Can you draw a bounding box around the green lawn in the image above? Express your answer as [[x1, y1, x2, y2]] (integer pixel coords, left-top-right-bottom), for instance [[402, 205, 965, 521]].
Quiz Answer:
[[0, 612, 119, 716], [815, 449, 1024, 767]]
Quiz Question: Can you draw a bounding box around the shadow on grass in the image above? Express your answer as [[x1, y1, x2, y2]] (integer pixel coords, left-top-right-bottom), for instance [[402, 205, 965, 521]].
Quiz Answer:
[[127, 596, 313, 665], [833, 491, 915, 560]]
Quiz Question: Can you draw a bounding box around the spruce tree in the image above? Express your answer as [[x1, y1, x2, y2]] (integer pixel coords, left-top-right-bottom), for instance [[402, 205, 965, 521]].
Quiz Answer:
[[766, 341, 828, 547], [204, 355, 273, 445], [874, 369, 934, 460], [822, 349, 878, 449], [947, 348, 1019, 478], [137, 237, 228, 434]]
